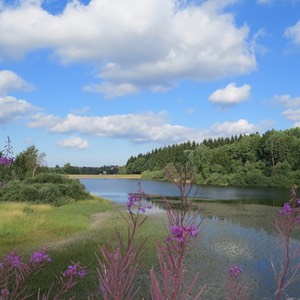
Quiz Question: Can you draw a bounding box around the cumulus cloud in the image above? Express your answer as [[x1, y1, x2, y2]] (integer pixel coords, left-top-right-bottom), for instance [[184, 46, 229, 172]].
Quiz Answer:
[[0, 96, 38, 123], [28, 112, 204, 143], [273, 94, 300, 108], [58, 136, 89, 149], [27, 110, 260, 144], [0, 70, 34, 95], [210, 119, 258, 136], [209, 83, 251, 107], [0, 0, 256, 96], [83, 82, 139, 98], [273, 94, 300, 125], [28, 112, 62, 128], [282, 109, 300, 122], [285, 21, 300, 46]]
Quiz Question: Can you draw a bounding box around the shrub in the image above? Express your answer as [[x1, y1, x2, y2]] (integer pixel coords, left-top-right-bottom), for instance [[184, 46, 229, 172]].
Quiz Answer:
[[141, 170, 166, 181], [62, 179, 90, 200], [24, 173, 68, 184], [0, 173, 91, 205], [0, 181, 24, 201], [19, 184, 40, 202], [39, 184, 63, 205]]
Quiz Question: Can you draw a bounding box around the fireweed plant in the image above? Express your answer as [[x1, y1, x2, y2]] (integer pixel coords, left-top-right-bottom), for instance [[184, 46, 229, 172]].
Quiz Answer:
[[0, 137, 14, 166], [95, 182, 151, 300], [149, 164, 206, 299], [272, 186, 300, 300], [223, 265, 248, 300], [0, 249, 87, 300]]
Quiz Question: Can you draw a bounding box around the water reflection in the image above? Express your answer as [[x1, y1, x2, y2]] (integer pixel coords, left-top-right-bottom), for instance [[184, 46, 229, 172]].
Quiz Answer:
[[80, 178, 290, 206], [80, 178, 300, 298], [189, 217, 300, 299]]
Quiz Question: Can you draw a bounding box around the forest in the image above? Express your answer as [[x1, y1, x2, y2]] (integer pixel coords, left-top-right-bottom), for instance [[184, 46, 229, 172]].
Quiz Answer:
[[2, 127, 300, 188], [124, 128, 300, 188]]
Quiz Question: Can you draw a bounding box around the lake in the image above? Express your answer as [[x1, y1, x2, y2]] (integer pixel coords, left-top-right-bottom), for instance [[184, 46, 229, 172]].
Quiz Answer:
[[80, 178, 300, 299], [80, 178, 290, 206]]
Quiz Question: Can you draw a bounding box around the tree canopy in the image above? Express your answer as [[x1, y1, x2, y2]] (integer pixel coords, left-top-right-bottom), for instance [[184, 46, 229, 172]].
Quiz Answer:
[[124, 129, 300, 188]]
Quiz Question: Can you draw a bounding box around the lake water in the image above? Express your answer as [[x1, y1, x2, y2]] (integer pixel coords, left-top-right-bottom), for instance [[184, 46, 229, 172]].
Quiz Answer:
[[80, 178, 300, 299], [80, 178, 290, 206]]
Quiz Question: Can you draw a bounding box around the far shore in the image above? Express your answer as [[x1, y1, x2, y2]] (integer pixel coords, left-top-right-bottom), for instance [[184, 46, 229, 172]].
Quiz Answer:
[[67, 174, 142, 179]]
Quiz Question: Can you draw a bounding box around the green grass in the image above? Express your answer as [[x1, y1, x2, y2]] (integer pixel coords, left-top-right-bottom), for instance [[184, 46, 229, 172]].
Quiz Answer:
[[0, 198, 166, 299], [0, 197, 113, 256]]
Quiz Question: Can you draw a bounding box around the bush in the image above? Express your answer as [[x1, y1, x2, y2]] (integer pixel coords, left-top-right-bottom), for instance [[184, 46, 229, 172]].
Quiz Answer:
[[0, 173, 92, 205], [39, 184, 63, 205], [62, 179, 90, 200], [24, 173, 68, 184], [141, 170, 166, 181], [19, 185, 40, 202]]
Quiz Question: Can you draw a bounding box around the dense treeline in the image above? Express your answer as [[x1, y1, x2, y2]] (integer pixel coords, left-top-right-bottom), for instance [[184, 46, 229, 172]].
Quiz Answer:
[[51, 163, 119, 175], [125, 128, 300, 188]]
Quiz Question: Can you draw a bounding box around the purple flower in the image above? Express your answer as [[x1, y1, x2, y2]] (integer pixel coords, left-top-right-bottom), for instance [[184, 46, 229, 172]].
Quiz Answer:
[[127, 194, 141, 209], [127, 192, 151, 214], [63, 262, 86, 278], [279, 203, 293, 215], [1, 288, 9, 297], [170, 224, 199, 242], [3, 251, 22, 267], [77, 269, 87, 278], [187, 224, 199, 237], [228, 265, 242, 277], [171, 225, 185, 242], [30, 250, 52, 264], [0, 157, 14, 166]]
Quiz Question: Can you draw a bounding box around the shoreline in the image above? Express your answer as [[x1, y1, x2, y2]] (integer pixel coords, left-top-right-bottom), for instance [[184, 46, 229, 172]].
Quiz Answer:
[[67, 174, 142, 179]]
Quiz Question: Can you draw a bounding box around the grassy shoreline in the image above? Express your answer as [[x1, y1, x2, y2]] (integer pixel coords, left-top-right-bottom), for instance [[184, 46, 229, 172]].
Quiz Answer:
[[67, 174, 141, 179]]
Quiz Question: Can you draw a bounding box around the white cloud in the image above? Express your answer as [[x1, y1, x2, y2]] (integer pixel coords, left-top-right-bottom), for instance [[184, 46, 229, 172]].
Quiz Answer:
[[71, 106, 90, 115], [83, 82, 139, 98], [58, 136, 89, 149], [0, 0, 256, 95], [273, 94, 300, 108], [210, 119, 258, 136], [0, 70, 34, 95], [256, 0, 273, 4], [27, 111, 260, 144], [285, 21, 300, 46], [209, 83, 251, 107], [282, 109, 300, 122], [0, 96, 38, 123], [27, 111, 204, 143], [273, 94, 300, 125], [28, 112, 62, 128]]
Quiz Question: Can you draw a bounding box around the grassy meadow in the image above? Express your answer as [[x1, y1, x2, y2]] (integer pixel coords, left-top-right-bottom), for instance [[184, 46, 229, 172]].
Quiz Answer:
[[0, 196, 166, 299]]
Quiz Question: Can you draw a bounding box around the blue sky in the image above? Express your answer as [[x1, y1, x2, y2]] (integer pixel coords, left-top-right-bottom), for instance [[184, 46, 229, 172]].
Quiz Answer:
[[0, 0, 300, 167]]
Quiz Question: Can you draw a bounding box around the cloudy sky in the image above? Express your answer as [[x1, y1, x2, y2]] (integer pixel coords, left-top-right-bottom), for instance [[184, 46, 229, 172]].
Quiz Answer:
[[0, 0, 300, 167]]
